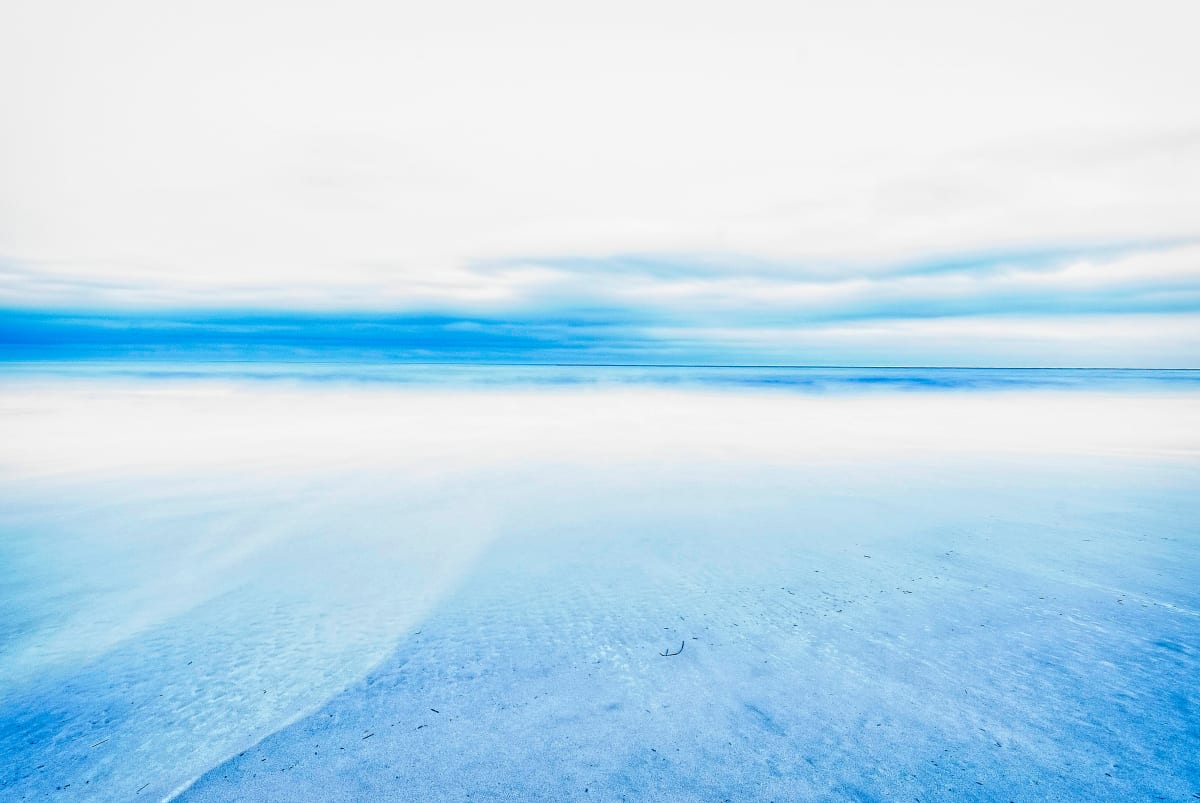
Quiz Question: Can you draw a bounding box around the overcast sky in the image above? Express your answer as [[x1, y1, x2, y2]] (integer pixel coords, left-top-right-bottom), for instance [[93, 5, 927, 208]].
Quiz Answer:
[[1, 0, 1198, 365]]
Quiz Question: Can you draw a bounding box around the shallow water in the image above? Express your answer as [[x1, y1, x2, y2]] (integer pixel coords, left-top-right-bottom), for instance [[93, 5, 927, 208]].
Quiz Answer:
[[1, 366, 1197, 800], [5, 360, 1200, 394]]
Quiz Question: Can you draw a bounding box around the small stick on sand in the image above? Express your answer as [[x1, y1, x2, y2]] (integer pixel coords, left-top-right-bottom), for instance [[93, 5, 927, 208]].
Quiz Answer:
[[660, 642, 685, 657], [91, 738, 109, 748]]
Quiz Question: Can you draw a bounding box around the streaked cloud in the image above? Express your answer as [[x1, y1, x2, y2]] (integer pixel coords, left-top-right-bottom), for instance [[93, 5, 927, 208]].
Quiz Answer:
[[1, 0, 1198, 365]]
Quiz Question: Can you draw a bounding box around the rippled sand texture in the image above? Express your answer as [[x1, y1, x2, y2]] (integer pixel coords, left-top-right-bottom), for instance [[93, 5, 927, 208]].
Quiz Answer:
[[1, 380, 1198, 800], [179, 461, 1200, 802]]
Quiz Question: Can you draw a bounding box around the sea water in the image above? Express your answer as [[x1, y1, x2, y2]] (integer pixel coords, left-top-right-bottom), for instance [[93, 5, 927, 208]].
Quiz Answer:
[[1, 365, 1197, 800]]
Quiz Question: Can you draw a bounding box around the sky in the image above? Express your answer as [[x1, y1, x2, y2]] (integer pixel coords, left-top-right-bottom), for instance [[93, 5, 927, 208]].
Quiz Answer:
[[1, 0, 1198, 365]]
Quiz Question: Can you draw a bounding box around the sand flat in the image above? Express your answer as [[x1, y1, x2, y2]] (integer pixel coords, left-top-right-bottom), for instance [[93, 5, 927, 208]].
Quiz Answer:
[[1, 372, 1197, 800]]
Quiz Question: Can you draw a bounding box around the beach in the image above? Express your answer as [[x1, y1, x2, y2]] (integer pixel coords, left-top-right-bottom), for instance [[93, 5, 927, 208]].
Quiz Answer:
[[1, 369, 1198, 800]]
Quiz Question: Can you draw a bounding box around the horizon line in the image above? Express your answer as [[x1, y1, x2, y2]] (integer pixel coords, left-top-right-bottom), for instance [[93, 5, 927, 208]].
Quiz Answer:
[[2, 358, 1197, 372]]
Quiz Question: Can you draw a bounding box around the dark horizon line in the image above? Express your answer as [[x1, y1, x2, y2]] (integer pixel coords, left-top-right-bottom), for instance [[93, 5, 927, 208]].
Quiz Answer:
[[2, 357, 1197, 372]]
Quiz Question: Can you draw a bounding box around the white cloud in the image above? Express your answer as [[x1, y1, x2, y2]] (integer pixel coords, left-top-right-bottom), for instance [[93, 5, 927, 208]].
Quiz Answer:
[[644, 314, 1200, 367], [2, 0, 1198, 296], [1, 1, 1198, 365]]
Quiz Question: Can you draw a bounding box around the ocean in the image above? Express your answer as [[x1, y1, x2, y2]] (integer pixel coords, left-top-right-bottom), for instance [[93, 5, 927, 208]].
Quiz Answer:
[[1, 364, 1197, 800]]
